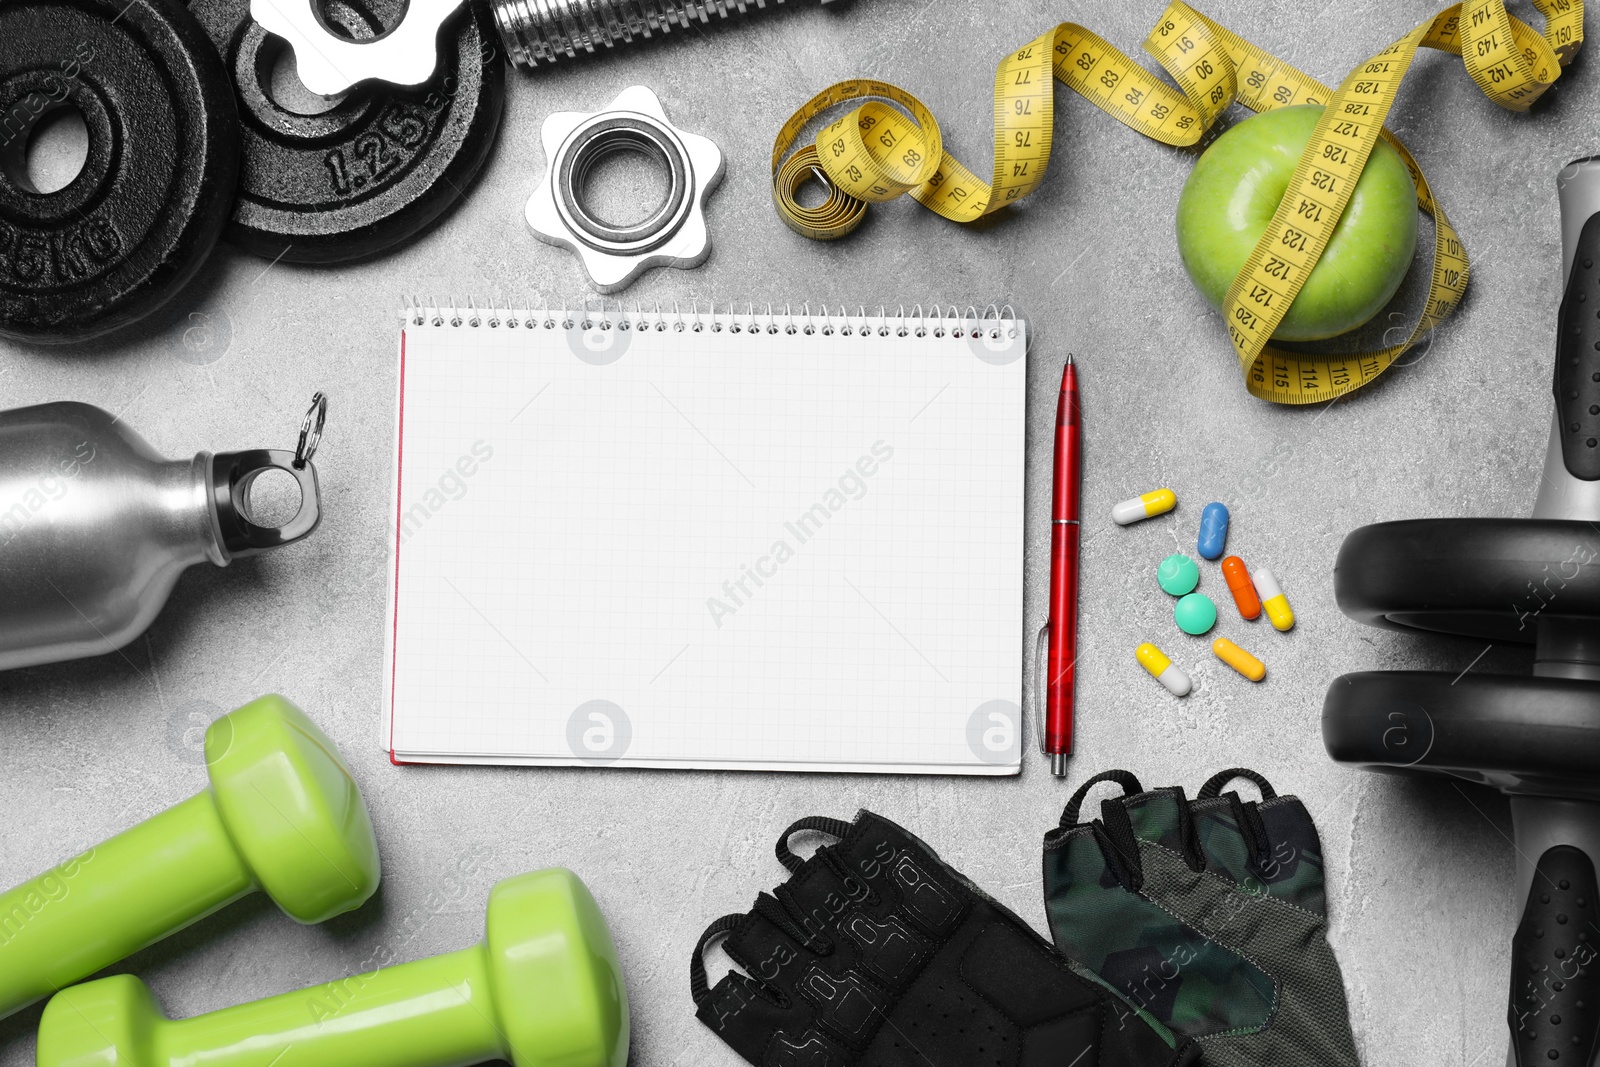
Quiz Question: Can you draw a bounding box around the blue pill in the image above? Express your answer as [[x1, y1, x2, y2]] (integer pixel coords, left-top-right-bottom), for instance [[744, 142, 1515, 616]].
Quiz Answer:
[[1197, 502, 1230, 560]]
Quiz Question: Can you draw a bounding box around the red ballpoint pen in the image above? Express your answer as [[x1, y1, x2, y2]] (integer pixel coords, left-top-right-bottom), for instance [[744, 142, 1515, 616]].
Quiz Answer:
[[1045, 357, 1081, 776]]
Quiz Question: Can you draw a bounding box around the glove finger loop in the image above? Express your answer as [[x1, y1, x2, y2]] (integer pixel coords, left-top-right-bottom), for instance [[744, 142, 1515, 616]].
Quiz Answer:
[[1197, 767, 1277, 802], [776, 815, 854, 872], [1061, 768, 1144, 827], [1220, 791, 1274, 873], [764, 885, 836, 955], [1173, 788, 1208, 873], [1094, 809, 1146, 892], [690, 914, 744, 1005], [820, 849, 880, 907]]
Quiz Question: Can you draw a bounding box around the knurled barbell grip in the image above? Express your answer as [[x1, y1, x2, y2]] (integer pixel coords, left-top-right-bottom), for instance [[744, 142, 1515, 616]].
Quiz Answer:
[[489, 0, 841, 70]]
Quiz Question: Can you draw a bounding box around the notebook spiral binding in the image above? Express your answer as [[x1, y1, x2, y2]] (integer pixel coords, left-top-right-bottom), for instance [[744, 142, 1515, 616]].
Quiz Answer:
[[399, 297, 1021, 341]]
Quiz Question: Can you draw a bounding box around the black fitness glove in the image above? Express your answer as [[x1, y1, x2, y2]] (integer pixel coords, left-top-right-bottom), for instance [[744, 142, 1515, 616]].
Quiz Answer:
[[692, 809, 1197, 1067], [1042, 769, 1359, 1067]]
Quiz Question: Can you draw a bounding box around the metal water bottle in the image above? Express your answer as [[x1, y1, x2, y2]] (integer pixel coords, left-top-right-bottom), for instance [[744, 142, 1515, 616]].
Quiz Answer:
[[0, 395, 325, 671]]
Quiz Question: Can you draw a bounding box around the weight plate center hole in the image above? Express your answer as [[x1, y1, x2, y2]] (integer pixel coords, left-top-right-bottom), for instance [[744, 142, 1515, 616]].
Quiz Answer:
[[241, 467, 305, 529], [314, 0, 409, 44], [1, 104, 89, 195], [578, 141, 673, 232], [262, 37, 349, 116]]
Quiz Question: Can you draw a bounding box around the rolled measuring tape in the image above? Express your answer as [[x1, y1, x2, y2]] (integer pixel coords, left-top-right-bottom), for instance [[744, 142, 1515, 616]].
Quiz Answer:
[[771, 0, 1584, 404]]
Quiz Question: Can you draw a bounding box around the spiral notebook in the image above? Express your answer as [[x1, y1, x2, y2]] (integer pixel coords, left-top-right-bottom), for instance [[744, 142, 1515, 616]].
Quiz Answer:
[[384, 302, 1028, 774]]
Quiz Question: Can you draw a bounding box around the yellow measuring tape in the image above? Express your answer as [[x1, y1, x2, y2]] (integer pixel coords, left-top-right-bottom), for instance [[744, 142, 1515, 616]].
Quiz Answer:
[[771, 0, 1584, 403]]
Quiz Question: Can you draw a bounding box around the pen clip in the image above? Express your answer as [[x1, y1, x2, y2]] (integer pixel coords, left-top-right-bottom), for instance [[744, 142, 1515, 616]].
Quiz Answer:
[[1033, 622, 1050, 756]]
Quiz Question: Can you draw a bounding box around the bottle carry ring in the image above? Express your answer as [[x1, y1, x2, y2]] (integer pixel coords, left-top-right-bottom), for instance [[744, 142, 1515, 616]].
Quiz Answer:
[[294, 392, 326, 470], [210, 395, 326, 559]]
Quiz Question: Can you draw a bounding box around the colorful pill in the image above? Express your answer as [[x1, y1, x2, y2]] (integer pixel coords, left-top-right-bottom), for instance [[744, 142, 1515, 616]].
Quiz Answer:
[[1212, 638, 1266, 681], [1112, 488, 1177, 525], [1197, 502, 1230, 560], [1157, 553, 1200, 596], [1174, 592, 1217, 635], [1254, 568, 1295, 631], [1221, 556, 1262, 620], [1136, 643, 1192, 696]]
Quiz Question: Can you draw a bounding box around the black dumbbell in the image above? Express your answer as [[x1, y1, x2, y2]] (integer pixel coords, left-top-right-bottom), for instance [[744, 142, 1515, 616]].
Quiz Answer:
[[1324, 156, 1600, 1067]]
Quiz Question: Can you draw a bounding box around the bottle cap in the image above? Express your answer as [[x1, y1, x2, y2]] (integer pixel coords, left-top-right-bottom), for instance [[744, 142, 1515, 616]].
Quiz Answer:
[[209, 448, 322, 560]]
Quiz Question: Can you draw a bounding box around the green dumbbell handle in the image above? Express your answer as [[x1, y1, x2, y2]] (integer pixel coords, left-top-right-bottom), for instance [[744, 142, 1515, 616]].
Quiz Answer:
[[151, 946, 504, 1067], [0, 792, 254, 1018]]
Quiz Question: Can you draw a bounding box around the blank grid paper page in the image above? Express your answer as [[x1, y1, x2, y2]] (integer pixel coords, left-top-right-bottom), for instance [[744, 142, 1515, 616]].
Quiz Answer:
[[385, 310, 1027, 774]]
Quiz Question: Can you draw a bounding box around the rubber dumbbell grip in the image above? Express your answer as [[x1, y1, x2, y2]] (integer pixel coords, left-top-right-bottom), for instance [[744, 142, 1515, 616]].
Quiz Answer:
[[1535, 157, 1600, 519], [149, 945, 505, 1067], [0, 792, 254, 1019], [1552, 212, 1600, 481], [1506, 796, 1600, 1067]]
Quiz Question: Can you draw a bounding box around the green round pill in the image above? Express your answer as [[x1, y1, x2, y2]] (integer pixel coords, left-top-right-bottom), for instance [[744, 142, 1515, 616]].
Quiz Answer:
[[1174, 593, 1218, 635], [1157, 553, 1200, 596]]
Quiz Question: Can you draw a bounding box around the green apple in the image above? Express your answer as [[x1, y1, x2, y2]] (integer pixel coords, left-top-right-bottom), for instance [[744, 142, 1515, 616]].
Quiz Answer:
[[1176, 105, 1418, 342]]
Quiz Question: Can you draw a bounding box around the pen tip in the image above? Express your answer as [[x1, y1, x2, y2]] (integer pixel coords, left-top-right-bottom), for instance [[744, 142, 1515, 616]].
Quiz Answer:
[[1065, 353, 1074, 365]]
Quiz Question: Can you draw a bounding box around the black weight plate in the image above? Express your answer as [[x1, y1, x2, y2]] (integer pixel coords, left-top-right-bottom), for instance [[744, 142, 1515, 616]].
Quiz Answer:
[[0, 0, 239, 343], [192, 0, 504, 263], [1334, 518, 1600, 643], [1323, 671, 1600, 797]]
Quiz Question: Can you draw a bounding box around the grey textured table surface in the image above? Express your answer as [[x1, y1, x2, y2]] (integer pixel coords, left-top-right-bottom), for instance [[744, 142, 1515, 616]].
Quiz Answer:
[[2, 0, 1595, 1062]]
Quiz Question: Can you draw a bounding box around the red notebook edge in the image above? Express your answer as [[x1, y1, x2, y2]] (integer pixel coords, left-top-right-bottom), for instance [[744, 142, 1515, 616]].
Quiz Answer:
[[388, 327, 407, 763]]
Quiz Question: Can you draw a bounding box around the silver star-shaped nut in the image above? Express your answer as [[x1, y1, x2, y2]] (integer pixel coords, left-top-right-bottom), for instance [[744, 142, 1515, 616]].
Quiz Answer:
[[526, 86, 724, 294], [249, 0, 464, 95]]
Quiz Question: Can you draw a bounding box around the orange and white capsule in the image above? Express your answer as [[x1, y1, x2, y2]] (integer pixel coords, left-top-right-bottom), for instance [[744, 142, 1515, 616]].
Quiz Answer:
[[1136, 642, 1192, 696], [1254, 569, 1295, 632], [1112, 488, 1177, 525], [1212, 638, 1266, 681], [1221, 556, 1262, 620]]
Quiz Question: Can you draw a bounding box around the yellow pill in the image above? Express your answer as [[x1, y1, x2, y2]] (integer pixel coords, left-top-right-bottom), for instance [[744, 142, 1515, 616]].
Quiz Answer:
[[1212, 638, 1266, 682], [1136, 642, 1191, 697], [1253, 569, 1295, 632], [1112, 488, 1177, 526]]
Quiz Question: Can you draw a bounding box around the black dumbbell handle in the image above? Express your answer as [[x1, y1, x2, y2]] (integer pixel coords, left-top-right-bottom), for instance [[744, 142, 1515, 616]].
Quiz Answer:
[[1554, 210, 1600, 480], [1535, 158, 1600, 519], [1509, 845, 1600, 1065], [1508, 797, 1600, 1066]]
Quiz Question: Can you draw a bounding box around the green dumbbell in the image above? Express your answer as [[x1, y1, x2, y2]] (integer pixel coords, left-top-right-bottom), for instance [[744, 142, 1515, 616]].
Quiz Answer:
[[0, 694, 379, 1020], [38, 867, 630, 1067]]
